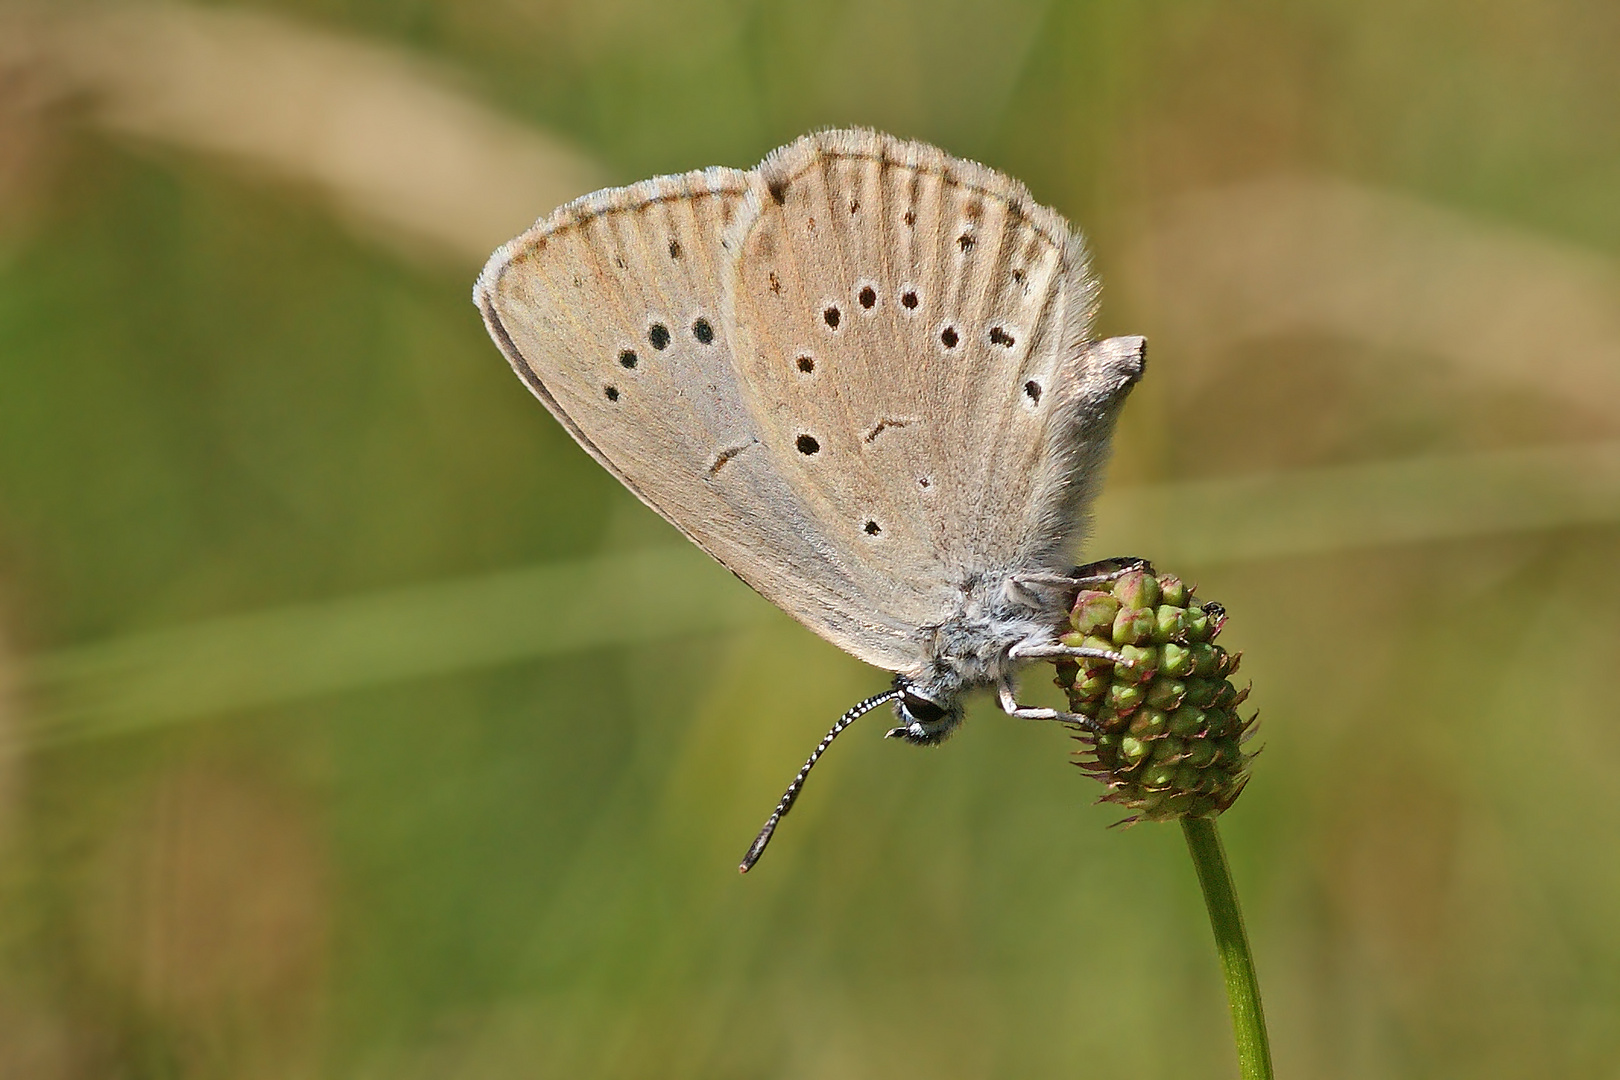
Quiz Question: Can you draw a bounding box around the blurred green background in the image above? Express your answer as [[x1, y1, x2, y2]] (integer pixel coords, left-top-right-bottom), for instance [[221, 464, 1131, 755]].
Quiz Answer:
[[2, 0, 1618, 1076]]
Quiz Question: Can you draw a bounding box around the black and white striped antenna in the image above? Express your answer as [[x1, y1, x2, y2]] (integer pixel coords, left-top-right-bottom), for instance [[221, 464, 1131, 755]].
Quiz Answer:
[[738, 689, 900, 873]]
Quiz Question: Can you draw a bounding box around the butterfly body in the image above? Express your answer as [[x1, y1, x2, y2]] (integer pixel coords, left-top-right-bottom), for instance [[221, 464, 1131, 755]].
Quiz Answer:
[[477, 131, 1144, 851]]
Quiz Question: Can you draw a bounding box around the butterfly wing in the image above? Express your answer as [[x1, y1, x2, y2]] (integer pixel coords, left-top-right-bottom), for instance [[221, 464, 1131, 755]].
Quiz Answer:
[[477, 133, 1142, 677], [475, 166, 923, 670], [726, 131, 1140, 619]]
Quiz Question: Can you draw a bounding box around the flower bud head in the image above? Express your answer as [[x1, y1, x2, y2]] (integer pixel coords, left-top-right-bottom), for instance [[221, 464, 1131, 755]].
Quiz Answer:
[[1056, 566, 1255, 823]]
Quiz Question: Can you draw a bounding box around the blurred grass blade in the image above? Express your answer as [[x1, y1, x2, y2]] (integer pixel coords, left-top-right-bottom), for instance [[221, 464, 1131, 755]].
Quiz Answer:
[[1093, 441, 1620, 564], [19, 442, 1619, 749], [1129, 175, 1620, 422], [24, 543, 757, 749], [16, 2, 606, 262]]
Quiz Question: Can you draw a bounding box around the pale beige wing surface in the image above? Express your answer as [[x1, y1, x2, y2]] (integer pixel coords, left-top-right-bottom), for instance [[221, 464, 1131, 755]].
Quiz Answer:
[[727, 130, 1115, 610], [475, 166, 923, 670]]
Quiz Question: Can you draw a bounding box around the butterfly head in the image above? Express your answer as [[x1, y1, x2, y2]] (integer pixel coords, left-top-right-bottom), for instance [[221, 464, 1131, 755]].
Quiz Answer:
[[885, 677, 964, 745]]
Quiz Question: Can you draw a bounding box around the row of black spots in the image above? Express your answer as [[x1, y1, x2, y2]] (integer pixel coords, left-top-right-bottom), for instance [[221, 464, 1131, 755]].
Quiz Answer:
[[645, 318, 716, 351], [825, 284, 892, 322], [822, 287, 1020, 335], [932, 323, 1018, 351], [603, 317, 717, 401]]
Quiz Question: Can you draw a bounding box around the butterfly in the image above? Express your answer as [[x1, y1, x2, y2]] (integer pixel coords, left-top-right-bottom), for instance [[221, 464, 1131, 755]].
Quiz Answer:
[[475, 129, 1145, 870]]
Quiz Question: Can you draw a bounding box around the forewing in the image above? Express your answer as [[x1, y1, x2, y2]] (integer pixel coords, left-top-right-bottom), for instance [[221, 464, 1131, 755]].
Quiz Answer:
[[475, 167, 922, 670]]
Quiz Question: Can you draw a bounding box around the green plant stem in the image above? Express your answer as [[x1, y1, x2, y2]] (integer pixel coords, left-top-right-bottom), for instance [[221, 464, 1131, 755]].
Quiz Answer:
[[1182, 816, 1273, 1080]]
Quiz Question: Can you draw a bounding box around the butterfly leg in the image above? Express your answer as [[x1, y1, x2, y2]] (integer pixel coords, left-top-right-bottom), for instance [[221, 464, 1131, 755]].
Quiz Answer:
[[1008, 641, 1127, 663], [997, 681, 1102, 733], [1065, 556, 1156, 588], [1006, 558, 1156, 608]]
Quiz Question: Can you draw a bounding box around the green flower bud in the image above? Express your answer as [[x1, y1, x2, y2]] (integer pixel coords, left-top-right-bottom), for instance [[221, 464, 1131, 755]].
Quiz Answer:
[[1120, 737, 1150, 765], [1185, 740, 1219, 769], [1106, 681, 1144, 714], [1183, 606, 1212, 642], [1203, 708, 1238, 739], [1145, 678, 1188, 711], [1128, 707, 1169, 738], [1157, 574, 1189, 607], [1168, 705, 1206, 736], [1150, 735, 1186, 761], [1160, 643, 1195, 678], [1118, 644, 1160, 680], [1112, 606, 1156, 646], [1151, 604, 1187, 643], [1176, 764, 1207, 792], [1142, 764, 1178, 790], [1190, 642, 1221, 677], [1068, 668, 1110, 702], [1070, 590, 1121, 635], [1112, 570, 1162, 610]]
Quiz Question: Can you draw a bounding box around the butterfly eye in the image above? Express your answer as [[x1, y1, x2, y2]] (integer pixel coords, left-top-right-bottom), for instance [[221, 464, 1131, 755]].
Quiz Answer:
[[901, 691, 947, 724]]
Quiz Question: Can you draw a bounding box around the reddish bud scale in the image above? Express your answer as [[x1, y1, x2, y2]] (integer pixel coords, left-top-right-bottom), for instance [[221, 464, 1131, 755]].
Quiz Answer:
[[1051, 566, 1257, 823]]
